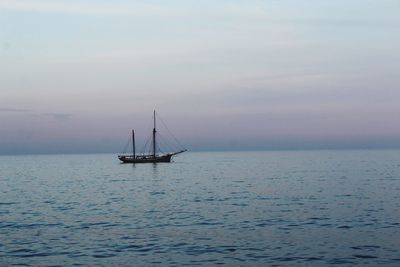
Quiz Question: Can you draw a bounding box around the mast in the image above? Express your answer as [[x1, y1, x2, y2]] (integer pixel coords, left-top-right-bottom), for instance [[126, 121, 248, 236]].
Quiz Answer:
[[132, 129, 135, 159], [152, 110, 156, 158]]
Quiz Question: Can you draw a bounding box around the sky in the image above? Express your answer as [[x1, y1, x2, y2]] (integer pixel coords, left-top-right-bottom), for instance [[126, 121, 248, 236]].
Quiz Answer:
[[0, 0, 400, 154]]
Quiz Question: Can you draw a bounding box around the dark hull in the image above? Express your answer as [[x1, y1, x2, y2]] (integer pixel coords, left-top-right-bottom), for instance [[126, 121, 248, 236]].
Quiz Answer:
[[118, 154, 172, 163]]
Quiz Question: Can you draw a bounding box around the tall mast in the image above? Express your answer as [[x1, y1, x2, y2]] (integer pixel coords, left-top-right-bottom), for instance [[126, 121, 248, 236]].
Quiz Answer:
[[132, 129, 135, 159], [152, 110, 156, 158]]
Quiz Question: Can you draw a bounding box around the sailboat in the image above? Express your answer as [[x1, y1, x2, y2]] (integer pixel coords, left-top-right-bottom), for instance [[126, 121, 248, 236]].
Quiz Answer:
[[118, 111, 187, 163]]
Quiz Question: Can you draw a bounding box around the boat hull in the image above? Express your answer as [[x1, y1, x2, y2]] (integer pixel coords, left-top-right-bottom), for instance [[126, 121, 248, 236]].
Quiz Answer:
[[118, 154, 172, 163]]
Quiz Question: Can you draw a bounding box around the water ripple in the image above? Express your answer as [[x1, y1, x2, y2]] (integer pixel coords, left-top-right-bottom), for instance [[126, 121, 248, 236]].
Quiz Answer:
[[1, 151, 400, 265]]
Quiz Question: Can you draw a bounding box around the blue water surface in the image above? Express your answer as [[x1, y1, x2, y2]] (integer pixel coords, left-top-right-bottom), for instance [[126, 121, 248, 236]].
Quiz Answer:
[[1, 150, 400, 266]]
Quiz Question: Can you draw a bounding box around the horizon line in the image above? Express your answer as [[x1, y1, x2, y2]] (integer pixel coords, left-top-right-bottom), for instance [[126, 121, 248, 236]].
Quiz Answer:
[[1, 146, 400, 156]]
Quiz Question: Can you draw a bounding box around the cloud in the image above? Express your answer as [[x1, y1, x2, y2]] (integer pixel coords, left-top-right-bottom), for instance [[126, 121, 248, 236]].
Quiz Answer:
[[0, 0, 177, 17], [40, 113, 71, 121], [0, 108, 71, 121], [0, 108, 31, 112]]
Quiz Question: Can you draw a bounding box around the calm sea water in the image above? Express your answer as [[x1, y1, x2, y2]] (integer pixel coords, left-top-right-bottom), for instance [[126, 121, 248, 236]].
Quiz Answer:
[[1, 150, 400, 266]]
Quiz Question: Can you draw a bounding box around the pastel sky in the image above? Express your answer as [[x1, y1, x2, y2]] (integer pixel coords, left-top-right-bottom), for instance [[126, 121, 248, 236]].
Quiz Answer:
[[1, 0, 400, 154]]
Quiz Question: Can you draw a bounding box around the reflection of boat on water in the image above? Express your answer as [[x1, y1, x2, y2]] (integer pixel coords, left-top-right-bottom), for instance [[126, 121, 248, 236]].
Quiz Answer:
[[118, 110, 187, 163]]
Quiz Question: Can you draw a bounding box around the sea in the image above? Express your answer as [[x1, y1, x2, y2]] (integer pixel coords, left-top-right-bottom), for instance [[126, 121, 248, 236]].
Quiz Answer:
[[1, 150, 400, 266]]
